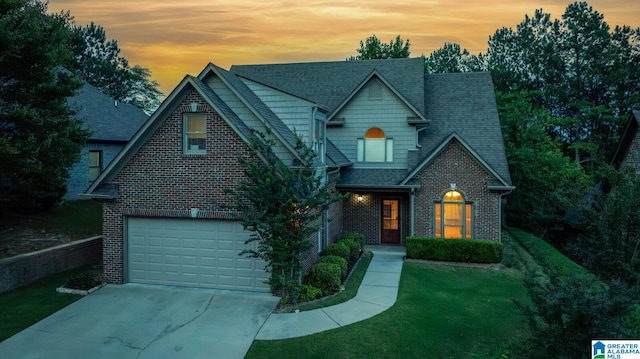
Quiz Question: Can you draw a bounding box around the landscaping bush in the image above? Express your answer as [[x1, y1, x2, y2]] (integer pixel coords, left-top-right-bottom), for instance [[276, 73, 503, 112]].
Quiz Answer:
[[323, 242, 350, 262], [406, 236, 503, 263], [297, 284, 322, 302], [318, 255, 348, 279], [340, 231, 366, 248], [66, 271, 100, 290], [338, 238, 361, 263], [305, 262, 342, 296]]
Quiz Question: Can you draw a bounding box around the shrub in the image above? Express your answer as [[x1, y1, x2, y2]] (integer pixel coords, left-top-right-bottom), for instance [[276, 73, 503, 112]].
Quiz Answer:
[[340, 231, 366, 248], [298, 284, 322, 302], [323, 242, 350, 262], [305, 262, 342, 296], [339, 238, 361, 263], [318, 255, 348, 278], [66, 272, 100, 290], [406, 236, 503, 263]]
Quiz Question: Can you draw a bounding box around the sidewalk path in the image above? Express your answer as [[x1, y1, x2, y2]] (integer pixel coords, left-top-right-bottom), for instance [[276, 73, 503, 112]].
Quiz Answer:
[[255, 246, 405, 340]]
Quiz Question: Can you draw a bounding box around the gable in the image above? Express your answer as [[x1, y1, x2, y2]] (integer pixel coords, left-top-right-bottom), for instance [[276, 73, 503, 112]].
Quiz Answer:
[[111, 90, 257, 211]]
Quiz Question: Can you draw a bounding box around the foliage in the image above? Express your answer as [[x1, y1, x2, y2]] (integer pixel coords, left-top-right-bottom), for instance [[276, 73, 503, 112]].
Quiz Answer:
[[323, 242, 350, 262], [66, 271, 99, 290], [339, 231, 366, 248], [405, 237, 503, 263], [227, 129, 346, 301], [424, 42, 486, 73], [0, 0, 90, 211], [317, 255, 347, 279], [297, 284, 322, 302], [66, 22, 163, 113], [568, 168, 640, 286], [497, 91, 592, 233], [338, 238, 361, 263], [304, 262, 341, 296], [516, 269, 634, 359], [486, 2, 638, 164], [348, 34, 410, 60]]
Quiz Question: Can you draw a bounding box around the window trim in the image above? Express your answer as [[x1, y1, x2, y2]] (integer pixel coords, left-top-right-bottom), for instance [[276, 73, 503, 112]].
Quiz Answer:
[[184, 113, 207, 155], [357, 128, 393, 163], [88, 150, 102, 182], [434, 190, 473, 239]]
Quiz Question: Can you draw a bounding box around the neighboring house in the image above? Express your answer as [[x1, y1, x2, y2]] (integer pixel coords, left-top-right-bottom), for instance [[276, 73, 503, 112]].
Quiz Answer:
[[64, 82, 149, 200], [84, 57, 513, 293], [612, 110, 640, 173]]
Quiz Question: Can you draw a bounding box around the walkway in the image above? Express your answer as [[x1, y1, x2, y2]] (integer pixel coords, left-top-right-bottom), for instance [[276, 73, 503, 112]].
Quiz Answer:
[[255, 245, 405, 340]]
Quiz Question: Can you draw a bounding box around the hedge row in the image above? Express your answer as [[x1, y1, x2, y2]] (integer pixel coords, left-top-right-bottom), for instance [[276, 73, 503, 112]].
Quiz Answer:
[[405, 236, 503, 263]]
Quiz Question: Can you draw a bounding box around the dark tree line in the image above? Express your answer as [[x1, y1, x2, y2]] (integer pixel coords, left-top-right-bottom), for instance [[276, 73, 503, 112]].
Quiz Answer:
[[0, 0, 162, 212]]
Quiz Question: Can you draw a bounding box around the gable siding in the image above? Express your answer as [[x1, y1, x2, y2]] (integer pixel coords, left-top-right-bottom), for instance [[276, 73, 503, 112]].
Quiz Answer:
[[242, 79, 315, 145], [327, 80, 416, 169], [620, 128, 640, 173], [205, 76, 295, 163], [413, 140, 502, 241], [102, 91, 259, 284]]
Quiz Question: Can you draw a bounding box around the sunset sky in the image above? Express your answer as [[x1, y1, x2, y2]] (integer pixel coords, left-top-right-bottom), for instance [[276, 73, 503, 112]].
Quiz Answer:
[[47, 0, 639, 95]]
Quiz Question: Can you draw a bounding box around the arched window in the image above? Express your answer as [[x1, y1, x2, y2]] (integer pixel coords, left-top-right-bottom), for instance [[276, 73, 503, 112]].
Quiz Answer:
[[434, 190, 472, 239], [357, 128, 393, 162]]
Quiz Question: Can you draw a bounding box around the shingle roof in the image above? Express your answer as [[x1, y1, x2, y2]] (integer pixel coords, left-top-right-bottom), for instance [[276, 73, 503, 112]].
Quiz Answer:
[[67, 83, 148, 142], [415, 72, 512, 184], [231, 58, 425, 115], [337, 168, 414, 188], [207, 64, 300, 151], [326, 139, 351, 168], [612, 110, 640, 169]]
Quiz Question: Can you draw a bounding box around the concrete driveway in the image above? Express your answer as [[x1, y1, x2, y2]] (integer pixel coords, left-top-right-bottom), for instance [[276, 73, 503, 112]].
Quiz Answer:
[[0, 284, 279, 359]]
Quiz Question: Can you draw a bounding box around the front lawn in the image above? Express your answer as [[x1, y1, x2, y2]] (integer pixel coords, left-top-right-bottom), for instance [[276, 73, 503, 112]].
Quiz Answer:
[[247, 262, 529, 359], [0, 269, 83, 342]]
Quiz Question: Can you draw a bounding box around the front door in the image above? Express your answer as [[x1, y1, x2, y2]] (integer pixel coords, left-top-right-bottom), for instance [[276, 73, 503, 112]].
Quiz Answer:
[[381, 199, 400, 244]]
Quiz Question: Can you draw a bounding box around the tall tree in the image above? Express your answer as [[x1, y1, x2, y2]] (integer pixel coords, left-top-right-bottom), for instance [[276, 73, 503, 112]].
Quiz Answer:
[[226, 130, 346, 301], [486, 2, 639, 165], [424, 42, 486, 73], [349, 34, 410, 60], [67, 22, 162, 113], [497, 91, 591, 234], [0, 0, 89, 211]]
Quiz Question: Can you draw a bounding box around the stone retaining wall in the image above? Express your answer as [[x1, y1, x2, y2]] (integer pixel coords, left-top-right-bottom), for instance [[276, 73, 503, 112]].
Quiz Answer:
[[0, 236, 102, 293]]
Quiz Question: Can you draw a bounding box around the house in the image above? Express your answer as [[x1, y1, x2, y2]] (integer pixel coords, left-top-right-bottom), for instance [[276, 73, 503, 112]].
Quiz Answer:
[[84, 57, 513, 293], [612, 110, 640, 173], [64, 82, 149, 200]]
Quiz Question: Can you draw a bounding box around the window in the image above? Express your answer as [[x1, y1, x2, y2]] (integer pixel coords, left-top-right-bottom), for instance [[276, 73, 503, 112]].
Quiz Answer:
[[184, 114, 206, 154], [434, 190, 472, 239], [357, 128, 393, 162], [88, 151, 101, 181], [313, 118, 325, 163]]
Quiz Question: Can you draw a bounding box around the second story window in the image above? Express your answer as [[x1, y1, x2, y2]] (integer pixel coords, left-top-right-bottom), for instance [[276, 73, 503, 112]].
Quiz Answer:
[[357, 127, 393, 163], [184, 114, 206, 154]]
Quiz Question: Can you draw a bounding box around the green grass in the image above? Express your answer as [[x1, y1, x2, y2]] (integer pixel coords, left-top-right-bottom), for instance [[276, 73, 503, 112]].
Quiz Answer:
[[0, 269, 84, 342], [247, 262, 529, 359], [297, 252, 372, 311]]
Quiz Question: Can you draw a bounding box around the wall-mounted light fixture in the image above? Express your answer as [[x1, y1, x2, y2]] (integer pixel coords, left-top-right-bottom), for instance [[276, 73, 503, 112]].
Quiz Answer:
[[190, 208, 199, 218], [357, 194, 363, 202]]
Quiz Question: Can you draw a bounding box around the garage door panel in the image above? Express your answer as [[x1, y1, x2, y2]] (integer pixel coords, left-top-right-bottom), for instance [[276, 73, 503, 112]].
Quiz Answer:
[[127, 218, 269, 292]]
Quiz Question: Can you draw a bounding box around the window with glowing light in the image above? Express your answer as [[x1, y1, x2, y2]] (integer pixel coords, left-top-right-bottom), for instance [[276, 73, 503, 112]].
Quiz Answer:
[[434, 190, 472, 239], [357, 128, 393, 163]]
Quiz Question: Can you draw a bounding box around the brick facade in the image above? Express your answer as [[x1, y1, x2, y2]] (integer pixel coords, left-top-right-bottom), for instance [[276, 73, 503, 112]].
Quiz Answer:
[[103, 91, 258, 284], [413, 140, 502, 241], [343, 192, 410, 245]]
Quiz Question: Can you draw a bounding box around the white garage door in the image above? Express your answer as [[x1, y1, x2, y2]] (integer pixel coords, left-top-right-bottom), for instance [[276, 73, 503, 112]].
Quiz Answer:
[[127, 218, 269, 292]]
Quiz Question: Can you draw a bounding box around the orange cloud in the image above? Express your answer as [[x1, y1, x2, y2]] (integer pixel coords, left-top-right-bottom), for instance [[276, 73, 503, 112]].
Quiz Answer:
[[48, 0, 639, 94]]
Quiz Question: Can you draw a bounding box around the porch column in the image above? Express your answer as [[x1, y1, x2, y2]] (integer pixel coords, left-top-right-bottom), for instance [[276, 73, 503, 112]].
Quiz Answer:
[[410, 188, 415, 236]]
